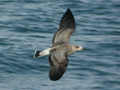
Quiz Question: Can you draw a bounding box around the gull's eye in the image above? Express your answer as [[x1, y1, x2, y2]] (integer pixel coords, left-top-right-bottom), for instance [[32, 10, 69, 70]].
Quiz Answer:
[[76, 46, 79, 48]]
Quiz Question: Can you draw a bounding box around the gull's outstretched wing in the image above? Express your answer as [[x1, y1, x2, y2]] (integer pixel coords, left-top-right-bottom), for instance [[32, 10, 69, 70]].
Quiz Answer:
[[52, 8, 75, 45], [49, 48, 68, 81]]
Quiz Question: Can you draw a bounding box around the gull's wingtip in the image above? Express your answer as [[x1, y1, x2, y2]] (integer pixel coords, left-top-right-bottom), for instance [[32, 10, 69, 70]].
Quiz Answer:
[[66, 8, 71, 13], [59, 8, 75, 30], [65, 8, 73, 16]]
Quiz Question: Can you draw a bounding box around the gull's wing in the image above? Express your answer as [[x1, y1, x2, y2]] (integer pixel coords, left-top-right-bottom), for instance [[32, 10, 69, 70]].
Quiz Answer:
[[49, 48, 68, 81], [52, 8, 75, 45]]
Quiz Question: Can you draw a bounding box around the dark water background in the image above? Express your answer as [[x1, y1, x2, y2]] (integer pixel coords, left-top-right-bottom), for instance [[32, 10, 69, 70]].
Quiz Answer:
[[0, 0, 120, 90]]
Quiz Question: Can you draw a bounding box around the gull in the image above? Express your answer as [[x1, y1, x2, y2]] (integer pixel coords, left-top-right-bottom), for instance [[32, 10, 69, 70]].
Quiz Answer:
[[34, 8, 83, 81]]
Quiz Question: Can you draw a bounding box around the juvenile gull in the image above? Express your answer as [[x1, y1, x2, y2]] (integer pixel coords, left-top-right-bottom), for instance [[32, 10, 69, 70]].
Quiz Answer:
[[34, 8, 83, 81]]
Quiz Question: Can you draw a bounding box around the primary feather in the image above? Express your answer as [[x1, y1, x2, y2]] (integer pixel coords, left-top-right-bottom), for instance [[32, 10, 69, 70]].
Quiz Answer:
[[49, 9, 75, 80], [52, 8, 75, 44]]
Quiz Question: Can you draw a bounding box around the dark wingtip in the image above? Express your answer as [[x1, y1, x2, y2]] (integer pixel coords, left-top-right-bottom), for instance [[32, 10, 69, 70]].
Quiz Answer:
[[59, 8, 75, 30], [49, 69, 65, 81], [49, 64, 67, 81], [66, 8, 72, 14]]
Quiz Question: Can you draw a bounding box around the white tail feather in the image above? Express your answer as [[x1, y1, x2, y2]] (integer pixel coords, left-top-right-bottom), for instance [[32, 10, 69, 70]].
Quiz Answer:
[[34, 48, 52, 58], [39, 48, 51, 56]]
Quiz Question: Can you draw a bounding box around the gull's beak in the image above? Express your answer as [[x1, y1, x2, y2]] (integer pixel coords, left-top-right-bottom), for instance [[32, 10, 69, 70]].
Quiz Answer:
[[78, 46, 84, 51]]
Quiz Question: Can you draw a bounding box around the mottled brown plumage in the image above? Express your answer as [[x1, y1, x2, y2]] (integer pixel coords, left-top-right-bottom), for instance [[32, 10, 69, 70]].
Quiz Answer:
[[52, 9, 75, 45], [49, 9, 82, 81], [34, 8, 83, 81]]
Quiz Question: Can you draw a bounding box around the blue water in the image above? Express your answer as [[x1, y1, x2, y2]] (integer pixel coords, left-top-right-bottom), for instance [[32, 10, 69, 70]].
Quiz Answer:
[[0, 0, 120, 90]]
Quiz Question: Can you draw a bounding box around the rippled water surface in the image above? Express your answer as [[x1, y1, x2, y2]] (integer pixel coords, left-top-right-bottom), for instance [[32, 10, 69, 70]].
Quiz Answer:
[[0, 0, 120, 90]]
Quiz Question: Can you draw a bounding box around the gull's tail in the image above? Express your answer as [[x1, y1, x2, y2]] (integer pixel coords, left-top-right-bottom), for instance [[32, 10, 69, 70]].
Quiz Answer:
[[33, 48, 51, 58], [33, 49, 41, 58]]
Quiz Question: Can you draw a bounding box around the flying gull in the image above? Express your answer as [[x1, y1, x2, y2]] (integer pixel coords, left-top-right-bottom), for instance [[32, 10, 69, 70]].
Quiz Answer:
[[34, 8, 83, 81]]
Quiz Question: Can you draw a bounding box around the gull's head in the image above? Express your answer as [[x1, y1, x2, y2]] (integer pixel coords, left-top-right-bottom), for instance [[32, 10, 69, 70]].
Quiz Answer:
[[72, 45, 83, 52]]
